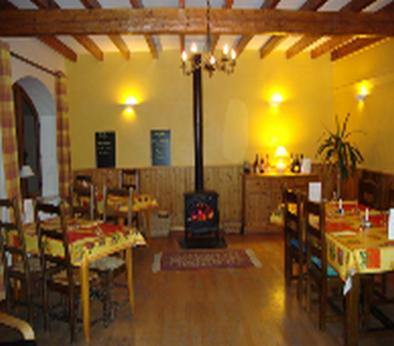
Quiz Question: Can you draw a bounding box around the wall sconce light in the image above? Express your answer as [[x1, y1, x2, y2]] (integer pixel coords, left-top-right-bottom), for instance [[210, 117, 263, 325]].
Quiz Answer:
[[270, 93, 284, 107], [274, 145, 288, 173], [356, 81, 371, 102]]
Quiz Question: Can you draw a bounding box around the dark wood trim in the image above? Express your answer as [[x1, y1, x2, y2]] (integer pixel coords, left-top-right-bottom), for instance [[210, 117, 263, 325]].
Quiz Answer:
[[12, 83, 42, 197]]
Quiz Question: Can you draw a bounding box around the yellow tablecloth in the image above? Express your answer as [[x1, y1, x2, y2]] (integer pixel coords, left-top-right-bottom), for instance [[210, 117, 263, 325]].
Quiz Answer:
[[324, 203, 394, 281], [20, 218, 145, 266], [271, 200, 394, 281]]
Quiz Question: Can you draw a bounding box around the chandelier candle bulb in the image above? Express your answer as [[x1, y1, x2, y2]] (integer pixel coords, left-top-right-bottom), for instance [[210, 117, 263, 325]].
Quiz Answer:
[[231, 49, 236, 60], [191, 43, 198, 53], [223, 44, 229, 56], [181, 50, 188, 62]]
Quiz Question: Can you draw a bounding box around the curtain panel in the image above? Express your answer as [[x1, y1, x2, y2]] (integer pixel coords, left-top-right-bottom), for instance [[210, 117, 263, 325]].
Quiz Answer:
[[56, 73, 72, 200], [0, 41, 20, 199]]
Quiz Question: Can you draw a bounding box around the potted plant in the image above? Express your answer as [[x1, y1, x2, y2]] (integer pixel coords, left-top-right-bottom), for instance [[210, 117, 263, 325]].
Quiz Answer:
[[317, 113, 364, 198]]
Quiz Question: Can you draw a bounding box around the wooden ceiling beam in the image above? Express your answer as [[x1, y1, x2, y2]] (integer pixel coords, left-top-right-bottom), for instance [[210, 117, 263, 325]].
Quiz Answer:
[[0, 0, 77, 61], [234, 0, 280, 57], [80, 0, 129, 59], [1, 8, 394, 37], [39, 36, 77, 61], [259, 0, 328, 59], [285, 0, 377, 59], [311, 1, 394, 59], [130, 0, 159, 59], [179, 1, 185, 53], [209, 0, 234, 53], [331, 37, 388, 61], [31, 0, 103, 61]]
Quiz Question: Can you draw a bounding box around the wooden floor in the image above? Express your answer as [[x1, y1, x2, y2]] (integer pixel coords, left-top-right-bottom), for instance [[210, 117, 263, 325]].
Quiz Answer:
[[2, 233, 394, 345]]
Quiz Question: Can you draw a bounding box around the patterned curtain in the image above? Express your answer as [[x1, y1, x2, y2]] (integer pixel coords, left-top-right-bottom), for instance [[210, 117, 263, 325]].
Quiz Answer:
[[55, 73, 72, 200], [0, 41, 20, 199]]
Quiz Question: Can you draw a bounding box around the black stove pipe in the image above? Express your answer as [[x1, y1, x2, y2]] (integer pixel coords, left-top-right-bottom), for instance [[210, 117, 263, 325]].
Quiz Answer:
[[193, 54, 204, 191]]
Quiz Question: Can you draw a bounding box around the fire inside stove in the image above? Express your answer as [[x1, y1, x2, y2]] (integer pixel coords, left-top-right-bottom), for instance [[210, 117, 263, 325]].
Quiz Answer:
[[190, 202, 214, 222], [184, 191, 219, 235]]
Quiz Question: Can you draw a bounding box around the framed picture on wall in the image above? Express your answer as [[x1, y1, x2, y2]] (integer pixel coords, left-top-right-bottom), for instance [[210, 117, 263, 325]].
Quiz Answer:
[[151, 129, 171, 166], [95, 131, 116, 168]]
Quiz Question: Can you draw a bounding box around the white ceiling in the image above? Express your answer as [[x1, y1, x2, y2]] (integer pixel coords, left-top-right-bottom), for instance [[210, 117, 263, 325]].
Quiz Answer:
[[7, 0, 394, 56]]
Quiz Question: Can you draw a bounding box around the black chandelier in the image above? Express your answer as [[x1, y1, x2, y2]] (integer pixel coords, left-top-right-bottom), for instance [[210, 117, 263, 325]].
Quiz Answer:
[[180, 0, 236, 77]]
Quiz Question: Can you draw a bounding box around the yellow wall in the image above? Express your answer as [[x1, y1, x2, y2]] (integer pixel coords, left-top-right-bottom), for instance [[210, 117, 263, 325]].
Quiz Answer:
[[66, 50, 333, 169], [333, 39, 394, 173]]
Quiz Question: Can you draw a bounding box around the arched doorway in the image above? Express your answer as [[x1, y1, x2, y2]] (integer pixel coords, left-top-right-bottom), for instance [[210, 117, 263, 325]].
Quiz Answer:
[[13, 83, 41, 197], [13, 76, 58, 197]]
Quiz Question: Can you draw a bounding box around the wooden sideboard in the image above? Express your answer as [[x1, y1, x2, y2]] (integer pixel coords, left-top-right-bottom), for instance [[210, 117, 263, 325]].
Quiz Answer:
[[241, 173, 319, 234]]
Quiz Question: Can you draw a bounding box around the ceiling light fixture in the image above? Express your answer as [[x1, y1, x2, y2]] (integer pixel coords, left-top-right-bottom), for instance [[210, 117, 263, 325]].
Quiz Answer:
[[180, 0, 236, 77]]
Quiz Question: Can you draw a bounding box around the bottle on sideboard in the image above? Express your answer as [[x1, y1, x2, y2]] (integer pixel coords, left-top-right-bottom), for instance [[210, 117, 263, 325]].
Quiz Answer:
[[293, 154, 301, 173], [259, 154, 265, 174], [264, 154, 270, 173], [253, 154, 259, 174]]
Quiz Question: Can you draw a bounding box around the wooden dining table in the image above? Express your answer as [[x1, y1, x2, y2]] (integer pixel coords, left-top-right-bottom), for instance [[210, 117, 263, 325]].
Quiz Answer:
[[271, 200, 394, 345], [19, 218, 146, 343], [324, 201, 394, 346], [97, 193, 158, 238]]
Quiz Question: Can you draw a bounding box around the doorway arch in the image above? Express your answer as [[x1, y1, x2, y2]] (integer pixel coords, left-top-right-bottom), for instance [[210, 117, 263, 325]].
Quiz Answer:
[[13, 76, 58, 197]]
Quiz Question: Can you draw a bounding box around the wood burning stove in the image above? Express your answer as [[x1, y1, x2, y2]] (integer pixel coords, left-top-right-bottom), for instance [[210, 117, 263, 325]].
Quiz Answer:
[[184, 191, 219, 240], [183, 55, 221, 247]]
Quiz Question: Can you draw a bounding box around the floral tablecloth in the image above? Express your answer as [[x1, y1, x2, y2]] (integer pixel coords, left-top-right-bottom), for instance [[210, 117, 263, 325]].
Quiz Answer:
[[97, 193, 158, 215], [325, 202, 394, 281], [12, 218, 145, 266], [271, 200, 394, 281]]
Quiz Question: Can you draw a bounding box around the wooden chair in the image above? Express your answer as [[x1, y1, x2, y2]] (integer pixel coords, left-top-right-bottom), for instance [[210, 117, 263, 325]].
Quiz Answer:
[[0, 311, 36, 345], [74, 174, 92, 188], [0, 198, 42, 325], [283, 189, 304, 300], [103, 186, 135, 228], [304, 200, 343, 330], [71, 184, 96, 220], [119, 169, 139, 193], [35, 200, 98, 343], [358, 178, 378, 209], [94, 186, 135, 324]]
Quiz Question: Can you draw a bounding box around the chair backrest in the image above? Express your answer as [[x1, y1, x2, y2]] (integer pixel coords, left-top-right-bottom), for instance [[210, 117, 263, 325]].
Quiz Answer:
[[103, 186, 134, 228], [282, 189, 303, 244], [71, 184, 96, 220], [0, 198, 29, 274], [74, 174, 92, 188], [358, 178, 378, 209], [304, 200, 327, 275], [389, 187, 394, 209], [35, 201, 72, 278], [120, 169, 139, 193]]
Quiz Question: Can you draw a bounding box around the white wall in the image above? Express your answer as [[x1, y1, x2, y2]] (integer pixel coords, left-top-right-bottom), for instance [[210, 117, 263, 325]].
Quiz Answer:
[[0, 38, 65, 197]]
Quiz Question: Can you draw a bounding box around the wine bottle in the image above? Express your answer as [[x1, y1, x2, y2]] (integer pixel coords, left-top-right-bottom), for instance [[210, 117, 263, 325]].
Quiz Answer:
[[253, 154, 259, 174], [264, 154, 270, 172], [259, 155, 265, 174], [290, 153, 295, 173], [293, 154, 301, 173]]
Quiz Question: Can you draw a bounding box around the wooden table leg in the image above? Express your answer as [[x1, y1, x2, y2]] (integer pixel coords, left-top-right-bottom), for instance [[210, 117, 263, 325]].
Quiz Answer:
[[345, 273, 360, 346], [125, 247, 135, 314], [80, 259, 91, 344], [144, 209, 152, 239]]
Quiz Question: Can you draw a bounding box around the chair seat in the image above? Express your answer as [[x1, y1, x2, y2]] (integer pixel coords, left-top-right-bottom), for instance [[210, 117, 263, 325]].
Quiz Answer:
[[311, 256, 338, 277], [290, 239, 307, 254], [52, 269, 98, 286], [90, 256, 124, 272], [12, 257, 41, 274]]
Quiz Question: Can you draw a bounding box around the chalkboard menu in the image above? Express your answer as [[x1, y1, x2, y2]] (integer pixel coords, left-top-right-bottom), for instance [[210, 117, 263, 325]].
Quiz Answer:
[[95, 131, 116, 168], [151, 129, 171, 166]]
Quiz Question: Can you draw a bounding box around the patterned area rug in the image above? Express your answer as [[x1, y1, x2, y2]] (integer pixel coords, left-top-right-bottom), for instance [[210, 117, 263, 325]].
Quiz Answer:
[[152, 249, 261, 273]]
